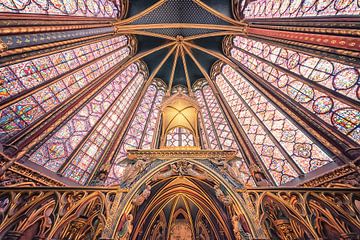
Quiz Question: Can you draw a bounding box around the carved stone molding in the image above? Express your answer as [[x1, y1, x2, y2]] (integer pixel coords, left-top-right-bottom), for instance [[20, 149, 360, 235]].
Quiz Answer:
[[127, 149, 237, 161], [300, 163, 358, 187], [1, 159, 65, 186]]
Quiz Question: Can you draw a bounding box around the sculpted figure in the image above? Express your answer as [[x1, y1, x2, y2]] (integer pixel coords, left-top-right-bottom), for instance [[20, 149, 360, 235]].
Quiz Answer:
[[214, 184, 233, 206], [152, 164, 178, 181], [185, 163, 209, 181], [119, 214, 134, 240], [132, 185, 152, 206], [122, 160, 147, 183]]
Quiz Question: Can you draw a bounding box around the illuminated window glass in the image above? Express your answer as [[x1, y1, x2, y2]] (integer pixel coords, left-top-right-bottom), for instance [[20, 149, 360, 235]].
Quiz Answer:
[[106, 80, 166, 185], [166, 127, 195, 147], [215, 64, 333, 185], [231, 36, 360, 143], [28, 63, 140, 175], [194, 81, 255, 186], [0, 36, 130, 141], [0, 0, 119, 18], [244, 0, 360, 19]]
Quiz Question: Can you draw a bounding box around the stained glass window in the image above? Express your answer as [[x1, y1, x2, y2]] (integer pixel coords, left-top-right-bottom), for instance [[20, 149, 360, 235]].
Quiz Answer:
[[0, 36, 130, 142], [193, 80, 255, 186], [28, 63, 141, 176], [214, 63, 333, 185], [0, 0, 118, 18], [231, 36, 360, 143], [243, 0, 360, 19], [61, 73, 145, 184], [166, 127, 195, 147], [106, 80, 166, 185]]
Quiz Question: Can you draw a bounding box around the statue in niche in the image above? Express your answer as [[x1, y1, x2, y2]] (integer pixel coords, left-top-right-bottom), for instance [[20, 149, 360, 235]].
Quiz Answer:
[[214, 184, 233, 206], [232, 215, 252, 240], [132, 185, 151, 206]]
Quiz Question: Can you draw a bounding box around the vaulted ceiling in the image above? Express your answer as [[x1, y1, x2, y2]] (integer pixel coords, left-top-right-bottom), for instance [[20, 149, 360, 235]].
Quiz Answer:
[[114, 0, 244, 91]]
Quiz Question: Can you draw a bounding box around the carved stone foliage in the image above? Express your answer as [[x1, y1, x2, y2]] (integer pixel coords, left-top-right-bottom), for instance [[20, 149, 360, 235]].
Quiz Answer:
[[0, 188, 119, 240], [241, 189, 360, 239]]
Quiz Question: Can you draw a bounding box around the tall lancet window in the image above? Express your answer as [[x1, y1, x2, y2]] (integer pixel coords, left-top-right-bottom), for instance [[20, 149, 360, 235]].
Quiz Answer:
[[0, 35, 131, 142], [0, 0, 119, 18], [213, 62, 333, 185], [106, 79, 166, 185], [193, 79, 255, 186], [28, 62, 146, 184], [243, 0, 360, 19], [230, 36, 359, 143]]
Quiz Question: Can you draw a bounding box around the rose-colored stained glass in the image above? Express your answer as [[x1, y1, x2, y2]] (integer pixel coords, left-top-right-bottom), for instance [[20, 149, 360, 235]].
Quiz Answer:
[[231, 36, 359, 143], [0, 36, 130, 141], [106, 80, 166, 185], [28, 63, 139, 175], [244, 0, 360, 19], [215, 64, 333, 185], [0, 0, 118, 18]]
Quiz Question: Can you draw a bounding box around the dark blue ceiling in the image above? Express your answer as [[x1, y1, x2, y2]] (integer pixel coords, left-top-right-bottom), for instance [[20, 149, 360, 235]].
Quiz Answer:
[[126, 0, 233, 88]]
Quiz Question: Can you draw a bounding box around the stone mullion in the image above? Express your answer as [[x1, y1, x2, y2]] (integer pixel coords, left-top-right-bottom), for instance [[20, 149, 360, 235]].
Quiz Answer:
[[58, 71, 141, 175], [8, 54, 133, 159], [0, 32, 114, 67], [0, 35, 123, 112], [206, 67, 276, 185], [4, 47, 131, 154], [246, 18, 360, 36], [88, 70, 151, 184], [138, 87, 160, 148], [246, 34, 360, 68], [228, 42, 359, 159], [246, 26, 360, 58], [220, 71, 305, 176], [200, 87, 223, 149]]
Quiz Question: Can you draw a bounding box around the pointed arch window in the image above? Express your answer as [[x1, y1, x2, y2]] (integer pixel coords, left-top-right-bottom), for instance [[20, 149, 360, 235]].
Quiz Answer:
[[230, 36, 359, 143], [243, 0, 360, 19], [0, 35, 131, 142], [194, 80, 255, 186], [214, 63, 333, 185], [106, 79, 166, 185], [0, 0, 119, 18], [28, 63, 144, 180]]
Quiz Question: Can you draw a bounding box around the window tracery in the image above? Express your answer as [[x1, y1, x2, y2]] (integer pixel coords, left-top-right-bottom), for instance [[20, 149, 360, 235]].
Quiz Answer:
[[0, 36, 130, 142], [166, 127, 195, 147], [106, 79, 166, 185], [243, 0, 360, 19], [28, 62, 143, 179], [193, 80, 255, 186], [230, 36, 360, 143], [214, 63, 333, 185], [0, 0, 118, 18]]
